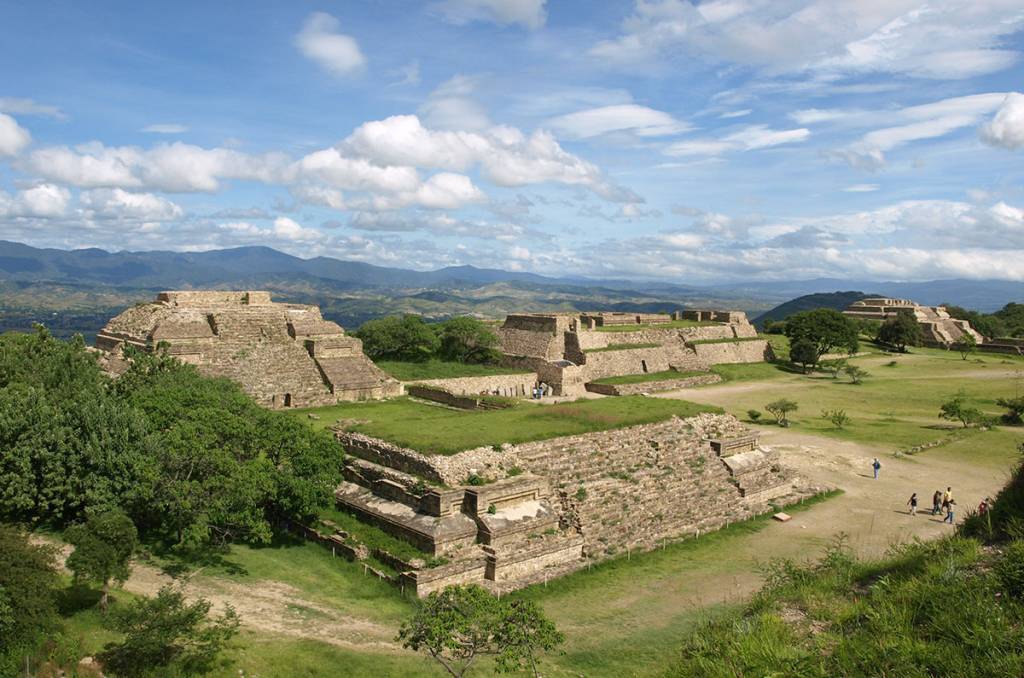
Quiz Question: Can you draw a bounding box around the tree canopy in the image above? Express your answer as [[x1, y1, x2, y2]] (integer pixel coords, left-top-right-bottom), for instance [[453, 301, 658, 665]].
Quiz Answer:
[[784, 309, 859, 360], [353, 314, 441, 362], [436, 317, 501, 364], [877, 310, 923, 352], [66, 510, 139, 611], [0, 525, 60, 676]]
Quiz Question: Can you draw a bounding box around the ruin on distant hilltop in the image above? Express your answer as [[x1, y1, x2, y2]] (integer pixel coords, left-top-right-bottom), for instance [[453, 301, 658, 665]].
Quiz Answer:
[[96, 291, 400, 407], [842, 297, 985, 345]]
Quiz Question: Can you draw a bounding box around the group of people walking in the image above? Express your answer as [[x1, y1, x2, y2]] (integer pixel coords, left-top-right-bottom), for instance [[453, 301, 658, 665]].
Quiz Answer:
[[907, 488, 957, 523]]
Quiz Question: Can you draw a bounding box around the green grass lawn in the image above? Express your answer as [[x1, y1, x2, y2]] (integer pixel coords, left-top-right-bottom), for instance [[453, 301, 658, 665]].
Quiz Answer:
[[294, 396, 721, 454], [376, 360, 529, 381], [699, 347, 1024, 453], [591, 369, 708, 385], [584, 342, 661, 353], [594, 320, 719, 332]]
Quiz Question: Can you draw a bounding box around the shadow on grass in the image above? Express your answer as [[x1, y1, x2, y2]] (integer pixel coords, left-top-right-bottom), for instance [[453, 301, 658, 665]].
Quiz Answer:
[[58, 584, 102, 615]]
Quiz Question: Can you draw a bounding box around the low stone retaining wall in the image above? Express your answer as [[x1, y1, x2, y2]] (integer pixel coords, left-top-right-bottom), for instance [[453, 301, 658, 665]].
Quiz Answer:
[[411, 372, 537, 397], [407, 384, 515, 410], [585, 373, 722, 395], [691, 339, 772, 364]]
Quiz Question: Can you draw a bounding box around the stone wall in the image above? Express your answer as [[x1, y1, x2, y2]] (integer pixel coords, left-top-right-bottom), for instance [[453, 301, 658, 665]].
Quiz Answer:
[[498, 314, 574, 360], [584, 373, 722, 395], [691, 339, 773, 364], [411, 373, 537, 398]]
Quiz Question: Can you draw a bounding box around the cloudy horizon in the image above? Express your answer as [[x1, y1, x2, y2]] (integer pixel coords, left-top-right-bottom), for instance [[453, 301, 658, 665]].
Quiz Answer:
[[1, 1, 1023, 282]]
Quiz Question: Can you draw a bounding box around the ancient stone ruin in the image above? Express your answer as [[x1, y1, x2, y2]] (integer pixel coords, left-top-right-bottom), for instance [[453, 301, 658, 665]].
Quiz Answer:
[[497, 310, 772, 396], [842, 297, 984, 346], [96, 291, 400, 407], [333, 413, 815, 596]]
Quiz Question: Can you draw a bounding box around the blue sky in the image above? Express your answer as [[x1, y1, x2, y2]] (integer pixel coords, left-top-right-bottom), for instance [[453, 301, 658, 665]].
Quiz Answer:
[[1, 0, 1023, 282]]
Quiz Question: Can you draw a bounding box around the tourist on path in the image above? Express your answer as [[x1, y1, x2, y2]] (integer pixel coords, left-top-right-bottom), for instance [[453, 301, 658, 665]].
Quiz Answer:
[[942, 487, 953, 510], [872, 458, 881, 479], [944, 499, 956, 524], [932, 490, 943, 515], [907, 493, 918, 516]]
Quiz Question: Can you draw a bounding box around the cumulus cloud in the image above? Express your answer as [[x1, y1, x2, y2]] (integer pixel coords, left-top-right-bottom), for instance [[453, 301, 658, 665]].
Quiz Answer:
[[295, 12, 366, 77], [843, 184, 880, 192], [80, 188, 183, 221], [418, 75, 492, 131], [290, 185, 346, 210], [433, 0, 547, 29], [980, 93, 1024, 150], [0, 184, 70, 218], [547, 104, 690, 139], [0, 113, 31, 156], [665, 124, 809, 156], [591, 0, 1023, 80]]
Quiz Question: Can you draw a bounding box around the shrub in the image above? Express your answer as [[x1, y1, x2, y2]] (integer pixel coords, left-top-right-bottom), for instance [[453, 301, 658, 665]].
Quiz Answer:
[[822, 408, 851, 429], [995, 541, 1024, 598], [844, 365, 869, 385], [575, 487, 587, 501], [765, 399, 798, 427], [464, 473, 487, 486], [939, 392, 984, 428], [747, 409, 762, 422], [996, 396, 1024, 425]]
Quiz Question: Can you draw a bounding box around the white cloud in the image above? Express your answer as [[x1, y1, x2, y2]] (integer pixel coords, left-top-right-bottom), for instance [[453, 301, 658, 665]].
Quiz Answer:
[[0, 97, 65, 120], [295, 12, 366, 77], [843, 184, 880, 192], [273, 216, 322, 242], [980, 93, 1024, 150], [591, 0, 1024, 80], [0, 113, 31, 156], [0, 184, 70, 218], [406, 172, 485, 209], [291, 147, 421, 193], [665, 124, 809, 156], [434, 0, 547, 29], [290, 185, 346, 210], [142, 124, 188, 134], [719, 109, 752, 119], [80, 188, 183, 221], [547, 104, 690, 139], [419, 75, 492, 131]]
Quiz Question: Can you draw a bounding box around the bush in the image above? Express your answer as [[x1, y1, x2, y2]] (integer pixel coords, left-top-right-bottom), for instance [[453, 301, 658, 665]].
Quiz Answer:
[[844, 364, 869, 385], [765, 399, 798, 427], [995, 541, 1024, 598], [747, 409, 762, 422], [822, 408, 851, 429], [996, 396, 1024, 425]]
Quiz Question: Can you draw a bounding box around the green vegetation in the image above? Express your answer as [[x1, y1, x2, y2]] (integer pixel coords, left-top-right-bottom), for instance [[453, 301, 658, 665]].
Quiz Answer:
[[784, 308, 859, 363], [590, 369, 707, 385], [0, 328, 340, 549], [296, 396, 720, 454], [65, 510, 138, 612], [944, 301, 1024, 339], [583, 342, 660, 353], [355, 315, 502, 365], [319, 505, 438, 567], [765, 399, 798, 426], [877, 308, 924, 352], [398, 584, 563, 677], [0, 525, 61, 676], [378, 359, 528, 381], [98, 586, 240, 677], [939, 392, 985, 428], [669, 456, 1024, 678], [593, 319, 718, 332]]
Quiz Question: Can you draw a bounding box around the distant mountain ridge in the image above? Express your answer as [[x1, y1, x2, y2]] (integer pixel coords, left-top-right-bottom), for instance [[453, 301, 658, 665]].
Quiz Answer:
[[753, 291, 872, 327], [1, 240, 1022, 312]]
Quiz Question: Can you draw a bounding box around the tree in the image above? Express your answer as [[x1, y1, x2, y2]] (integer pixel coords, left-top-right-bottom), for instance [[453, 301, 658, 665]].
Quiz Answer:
[[820, 359, 847, 379], [436, 317, 502, 364], [955, 333, 977, 360], [789, 339, 819, 374], [939, 393, 984, 428], [0, 525, 60, 676], [765, 399, 798, 427], [353, 315, 440, 362], [996, 396, 1024, 425], [398, 584, 562, 678], [822, 409, 851, 429], [844, 365, 869, 385], [65, 510, 139, 611], [493, 599, 564, 677], [877, 310, 923, 352], [99, 585, 239, 677], [784, 309, 859, 361]]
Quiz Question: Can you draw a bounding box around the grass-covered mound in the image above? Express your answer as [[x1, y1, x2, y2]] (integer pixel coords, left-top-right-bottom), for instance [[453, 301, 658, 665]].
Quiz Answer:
[[297, 396, 721, 454], [669, 456, 1024, 678]]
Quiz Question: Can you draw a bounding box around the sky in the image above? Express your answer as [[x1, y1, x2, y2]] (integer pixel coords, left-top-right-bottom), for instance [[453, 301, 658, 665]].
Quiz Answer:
[[0, 0, 1023, 283]]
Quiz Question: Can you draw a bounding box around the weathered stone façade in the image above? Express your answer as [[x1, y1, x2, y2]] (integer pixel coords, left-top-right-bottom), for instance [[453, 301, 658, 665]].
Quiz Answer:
[[96, 291, 401, 408], [334, 413, 816, 596]]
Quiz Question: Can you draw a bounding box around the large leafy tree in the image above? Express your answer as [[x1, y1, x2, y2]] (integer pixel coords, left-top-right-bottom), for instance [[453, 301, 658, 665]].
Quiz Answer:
[[353, 315, 440, 362], [877, 310, 923, 352], [437, 317, 502, 364], [398, 584, 563, 678], [66, 510, 139, 611], [0, 525, 60, 676], [0, 328, 155, 525], [99, 585, 239, 677], [784, 309, 859, 361]]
